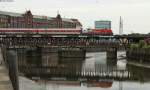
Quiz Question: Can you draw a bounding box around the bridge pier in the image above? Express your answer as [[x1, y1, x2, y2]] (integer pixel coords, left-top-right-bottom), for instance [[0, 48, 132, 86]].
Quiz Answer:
[[106, 47, 117, 60], [58, 47, 86, 58]]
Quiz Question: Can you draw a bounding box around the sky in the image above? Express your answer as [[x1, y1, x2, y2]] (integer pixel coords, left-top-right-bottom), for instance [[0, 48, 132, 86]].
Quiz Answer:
[[0, 0, 150, 34]]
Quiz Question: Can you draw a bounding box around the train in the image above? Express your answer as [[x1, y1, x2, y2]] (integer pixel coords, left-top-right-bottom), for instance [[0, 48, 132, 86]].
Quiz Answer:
[[84, 29, 113, 35], [0, 28, 113, 36]]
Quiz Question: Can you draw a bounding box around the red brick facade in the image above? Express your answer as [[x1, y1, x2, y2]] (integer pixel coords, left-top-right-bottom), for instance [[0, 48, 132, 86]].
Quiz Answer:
[[0, 10, 82, 28]]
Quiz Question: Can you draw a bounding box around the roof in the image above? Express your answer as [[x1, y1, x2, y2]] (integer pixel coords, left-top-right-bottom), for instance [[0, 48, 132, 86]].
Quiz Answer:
[[71, 19, 82, 26], [33, 15, 52, 19], [62, 18, 74, 23], [0, 10, 22, 17], [0, 10, 53, 20], [95, 20, 111, 22]]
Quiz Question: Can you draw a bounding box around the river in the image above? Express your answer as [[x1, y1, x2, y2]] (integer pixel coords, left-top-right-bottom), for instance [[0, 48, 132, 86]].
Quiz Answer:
[[15, 48, 150, 90]]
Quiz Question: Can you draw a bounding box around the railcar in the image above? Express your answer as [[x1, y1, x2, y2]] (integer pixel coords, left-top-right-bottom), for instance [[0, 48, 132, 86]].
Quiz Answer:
[[0, 28, 81, 35], [83, 29, 113, 36], [0, 28, 113, 36]]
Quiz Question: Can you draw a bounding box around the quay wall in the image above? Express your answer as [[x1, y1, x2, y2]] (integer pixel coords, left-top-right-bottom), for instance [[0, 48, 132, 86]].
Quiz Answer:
[[126, 48, 150, 63], [0, 48, 13, 90], [1, 47, 19, 90]]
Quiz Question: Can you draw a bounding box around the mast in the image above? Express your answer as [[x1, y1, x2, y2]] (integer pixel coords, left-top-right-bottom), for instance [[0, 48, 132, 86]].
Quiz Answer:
[[119, 16, 123, 35]]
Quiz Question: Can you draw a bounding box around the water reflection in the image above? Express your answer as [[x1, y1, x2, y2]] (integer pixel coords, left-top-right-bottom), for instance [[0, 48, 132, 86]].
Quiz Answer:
[[14, 48, 150, 90], [127, 64, 150, 82]]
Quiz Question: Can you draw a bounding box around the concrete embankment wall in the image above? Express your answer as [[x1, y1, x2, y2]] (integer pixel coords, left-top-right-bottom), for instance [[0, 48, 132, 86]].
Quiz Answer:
[[0, 48, 13, 90], [126, 48, 150, 63], [1, 47, 19, 90]]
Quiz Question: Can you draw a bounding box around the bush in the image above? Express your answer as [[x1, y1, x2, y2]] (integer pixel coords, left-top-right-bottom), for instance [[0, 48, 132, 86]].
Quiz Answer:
[[130, 40, 150, 49], [130, 44, 139, 49], [142, 44, 150, 49], [139, 40, 146, 48]]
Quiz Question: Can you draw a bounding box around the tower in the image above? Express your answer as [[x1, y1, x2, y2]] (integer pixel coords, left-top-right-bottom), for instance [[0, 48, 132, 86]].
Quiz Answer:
[[119, 16, 123, 35]]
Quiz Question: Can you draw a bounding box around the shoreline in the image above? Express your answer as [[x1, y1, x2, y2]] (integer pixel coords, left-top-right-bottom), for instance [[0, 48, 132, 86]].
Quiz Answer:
[[127, 61, 150, 68]]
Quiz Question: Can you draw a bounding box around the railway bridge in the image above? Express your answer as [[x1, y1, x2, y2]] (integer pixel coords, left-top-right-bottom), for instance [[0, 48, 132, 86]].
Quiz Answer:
[[0, 34, 121, 52], [0, 34, 149, 90], [1, 34, 149, 50]]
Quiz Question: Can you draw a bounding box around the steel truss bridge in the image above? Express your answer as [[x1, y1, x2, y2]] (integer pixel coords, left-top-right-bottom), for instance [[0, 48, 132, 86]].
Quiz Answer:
[[0, 34, 149, 49]]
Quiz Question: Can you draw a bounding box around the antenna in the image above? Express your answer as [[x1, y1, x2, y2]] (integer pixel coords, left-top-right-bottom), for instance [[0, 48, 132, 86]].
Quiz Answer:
[[119, 16, 123, 35], [57, 10, 59, 14]]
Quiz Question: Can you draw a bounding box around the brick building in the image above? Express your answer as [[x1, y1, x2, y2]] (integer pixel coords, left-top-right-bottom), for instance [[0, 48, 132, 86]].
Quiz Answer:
[[0, 10, 82, 29]]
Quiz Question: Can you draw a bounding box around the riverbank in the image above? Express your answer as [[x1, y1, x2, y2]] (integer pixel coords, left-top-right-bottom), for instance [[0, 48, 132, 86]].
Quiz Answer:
[[0, 48, 13, 90], [19, 76, 45, 90], [127, 48, 150, 62], [127, 61, 150, 68]]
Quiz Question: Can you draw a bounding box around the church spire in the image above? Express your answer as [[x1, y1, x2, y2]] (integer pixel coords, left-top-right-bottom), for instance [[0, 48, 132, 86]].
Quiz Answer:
[[56, 10, 61, 19]]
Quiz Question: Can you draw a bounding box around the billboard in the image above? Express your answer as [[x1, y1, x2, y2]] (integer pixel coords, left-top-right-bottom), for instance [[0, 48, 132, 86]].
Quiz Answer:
[[95, 21, 111, 30]]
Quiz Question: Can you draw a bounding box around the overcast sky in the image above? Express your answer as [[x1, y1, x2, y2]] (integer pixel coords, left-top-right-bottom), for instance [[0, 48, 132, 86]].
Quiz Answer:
[[0, 0, 150, 34]]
